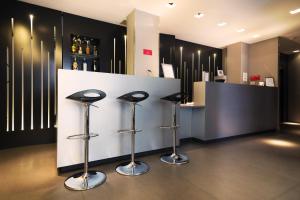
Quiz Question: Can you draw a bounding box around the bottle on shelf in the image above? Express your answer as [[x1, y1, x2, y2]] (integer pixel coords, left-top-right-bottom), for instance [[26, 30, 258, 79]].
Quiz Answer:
[[78, 41, 83, 55], [93, 46, 98, 56], [93, 60, 97, 72], [86, 40, 90, 55], [72, 57, 78, 70], [83, 58, 87, 71], [71, 36, 77, 53]]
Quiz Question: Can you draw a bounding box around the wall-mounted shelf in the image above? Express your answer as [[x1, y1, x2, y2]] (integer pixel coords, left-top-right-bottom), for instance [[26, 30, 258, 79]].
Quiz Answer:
[[70, 34, 100, 71], [71, 53, 100, 60]]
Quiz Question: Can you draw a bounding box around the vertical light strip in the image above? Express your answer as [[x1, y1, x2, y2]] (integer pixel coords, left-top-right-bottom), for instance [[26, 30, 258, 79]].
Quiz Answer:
[[40, 41, 44, 129], [176, 68, 178, 79], [162, 57, 165, 64], [113, 38, 116, 73], [53, 26, 57, 117], [21, 48, 24, 130], [119, 60, 121, 74], [47, 51, 50, 128], [6, 47, 10, 132], [201, 64, 204, 81], [183, 61, 186, 94], [11, 18, 15, 131], [187, 67, 189, 102], [110, 59, 113, 73], [169, 47, 172, 64], [180, 47, 183, 79], [213, 53, 216, 81], [192, 53, 194, 82], [197, 50, 201, 81], [30, 14, 34, 130], [124, 35, 127, 74], [208, 56, 211, 82]]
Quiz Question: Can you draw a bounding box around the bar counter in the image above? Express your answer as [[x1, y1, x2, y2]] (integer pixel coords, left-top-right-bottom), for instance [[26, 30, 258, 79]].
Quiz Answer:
[[57, 70, 180, 168]]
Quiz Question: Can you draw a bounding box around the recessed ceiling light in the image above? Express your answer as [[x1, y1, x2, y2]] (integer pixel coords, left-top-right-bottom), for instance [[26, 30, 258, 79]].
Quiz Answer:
[[290, 8, 300, 14], [293, 50, 300, 53], [237, 28, 245, 33], [253, 34, 260, 38], [217, 22, 227, 27], [166, 2, 176, 8], [194, 12, 204, 18]]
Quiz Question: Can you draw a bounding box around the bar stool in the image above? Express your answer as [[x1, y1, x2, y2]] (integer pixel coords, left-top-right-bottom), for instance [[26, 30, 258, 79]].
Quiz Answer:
[[116, 91, 150, 176], [64, 89, 107, 191], [160, 92, 189, 165]]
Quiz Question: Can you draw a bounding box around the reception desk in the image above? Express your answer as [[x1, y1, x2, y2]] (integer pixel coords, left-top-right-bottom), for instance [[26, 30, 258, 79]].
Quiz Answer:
[[57, 70, 180, 168], [180, 82, 278, 141]]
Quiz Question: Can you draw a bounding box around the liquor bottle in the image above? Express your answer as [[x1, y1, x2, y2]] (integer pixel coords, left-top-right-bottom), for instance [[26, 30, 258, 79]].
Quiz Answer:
[[72, 57, 78, 70], [83, 58, 87, 71], [93, 60, 97, 71], [78, 46, 83, 55], [93, 46, 98, 56], [78, 40, 83, 55], [86, 40, 90, 55], [71, 37, 77, 53]]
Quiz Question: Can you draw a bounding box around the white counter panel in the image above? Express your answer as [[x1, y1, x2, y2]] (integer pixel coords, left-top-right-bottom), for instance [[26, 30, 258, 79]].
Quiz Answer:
[[57, 70, 180, 168]]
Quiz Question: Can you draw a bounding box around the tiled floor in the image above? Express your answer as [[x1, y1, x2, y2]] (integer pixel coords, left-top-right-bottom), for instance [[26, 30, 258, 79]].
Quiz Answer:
[[1, 132, 300, 200]]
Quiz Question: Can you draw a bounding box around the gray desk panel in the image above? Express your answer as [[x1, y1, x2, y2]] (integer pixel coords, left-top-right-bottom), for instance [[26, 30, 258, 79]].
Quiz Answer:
[[204, 83, 278, 140]]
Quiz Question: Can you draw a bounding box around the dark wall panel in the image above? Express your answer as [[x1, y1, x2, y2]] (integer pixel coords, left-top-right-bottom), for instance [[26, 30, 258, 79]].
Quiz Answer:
[[62, 13, 126, 73], [159, 34, 222, 102], [287, 53, 300, 122], [0, 1, 61, 149]]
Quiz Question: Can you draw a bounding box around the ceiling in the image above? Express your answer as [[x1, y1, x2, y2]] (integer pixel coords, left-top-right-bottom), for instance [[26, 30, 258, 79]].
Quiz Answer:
[[279, 37, 300, 54], [22, 0, 300, 48]]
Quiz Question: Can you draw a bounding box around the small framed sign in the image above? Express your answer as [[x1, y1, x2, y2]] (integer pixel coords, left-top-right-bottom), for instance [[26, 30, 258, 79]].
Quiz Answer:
[[265, 77, 275, 87], [258, 81, 265, 86], [162, 63, 175, 78], [217, 70, 224, 76]]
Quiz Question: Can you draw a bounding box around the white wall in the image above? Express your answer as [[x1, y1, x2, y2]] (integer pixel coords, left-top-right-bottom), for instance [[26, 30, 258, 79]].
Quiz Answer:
[[224, 38, 278, 85], [225, 42, 249, 84], [248, 38, 279, 86], [127, 9, 159, 77]]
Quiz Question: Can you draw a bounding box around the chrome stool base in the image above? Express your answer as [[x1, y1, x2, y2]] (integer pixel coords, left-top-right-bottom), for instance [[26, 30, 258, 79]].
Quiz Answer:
[[64, 171, 106, 191], [160, 153, 189, 165], [116, 161, 149, 176]]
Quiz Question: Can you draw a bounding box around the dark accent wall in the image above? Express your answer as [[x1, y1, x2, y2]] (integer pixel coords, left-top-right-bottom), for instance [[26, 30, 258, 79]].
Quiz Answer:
[[287, 53, 300, 122], [279, 53, 289, 122], [62, 13, 126, 73], [159, 34, 222, 102], [279, 52, 300, 123], [0, 1, 61, 149], [0, 1, 126, 149]]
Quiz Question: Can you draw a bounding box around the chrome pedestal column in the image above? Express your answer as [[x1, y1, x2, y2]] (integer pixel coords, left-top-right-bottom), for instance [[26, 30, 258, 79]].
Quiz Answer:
[[65, 103, 106, 190], [160, 103, 189, 165], [116, 103, 150, 176]]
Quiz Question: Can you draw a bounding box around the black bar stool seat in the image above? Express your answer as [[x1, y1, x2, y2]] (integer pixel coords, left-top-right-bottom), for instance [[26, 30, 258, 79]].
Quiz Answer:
[[117, 91, 149, 102], [115, 91, 150, 176], [64, 89, 107, 191], [160, 92, 189, 165], [161, 92, 186, 103], [66, 89, 106, 103]]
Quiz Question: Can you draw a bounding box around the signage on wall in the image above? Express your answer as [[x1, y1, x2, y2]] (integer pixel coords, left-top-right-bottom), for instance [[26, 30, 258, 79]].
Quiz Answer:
[[143, 49, 152, 56]]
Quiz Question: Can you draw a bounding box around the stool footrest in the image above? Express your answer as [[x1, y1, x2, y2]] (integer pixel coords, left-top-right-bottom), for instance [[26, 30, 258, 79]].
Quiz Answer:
[[117, 129, 142, 134], [67, 133, 99, 140], [160, 125, 180, 129]]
